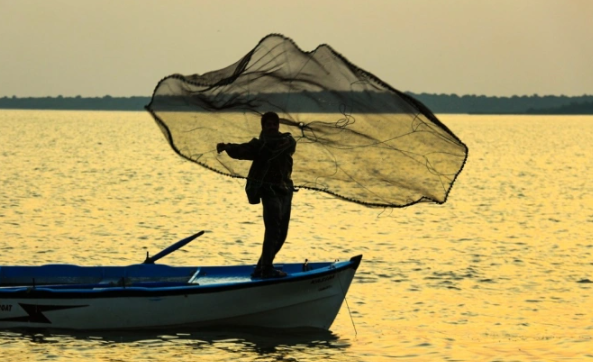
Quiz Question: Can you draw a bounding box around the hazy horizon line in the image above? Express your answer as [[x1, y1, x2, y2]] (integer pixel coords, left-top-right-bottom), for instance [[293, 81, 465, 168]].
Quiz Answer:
[[3, 92, 593, 99]]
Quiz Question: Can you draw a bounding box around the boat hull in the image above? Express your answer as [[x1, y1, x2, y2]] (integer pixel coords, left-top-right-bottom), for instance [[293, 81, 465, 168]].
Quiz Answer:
[[0, 255, 361, 331]]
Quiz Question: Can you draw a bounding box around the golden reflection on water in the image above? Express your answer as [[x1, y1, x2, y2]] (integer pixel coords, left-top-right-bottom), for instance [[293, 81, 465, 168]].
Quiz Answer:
[[0, 110, 592, 361]]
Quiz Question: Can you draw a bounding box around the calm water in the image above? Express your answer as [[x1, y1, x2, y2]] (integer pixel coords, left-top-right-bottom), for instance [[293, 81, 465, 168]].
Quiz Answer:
[[1, 110, 592, 361]]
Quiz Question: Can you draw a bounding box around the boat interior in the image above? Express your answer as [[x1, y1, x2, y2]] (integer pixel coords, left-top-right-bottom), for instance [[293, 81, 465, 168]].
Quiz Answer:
[[0, 260, 336, 290]]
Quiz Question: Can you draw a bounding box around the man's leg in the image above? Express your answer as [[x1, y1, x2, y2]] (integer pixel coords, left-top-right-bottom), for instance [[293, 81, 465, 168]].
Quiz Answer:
[[274, 190, 293, 257], [260, 194, 282, 271]]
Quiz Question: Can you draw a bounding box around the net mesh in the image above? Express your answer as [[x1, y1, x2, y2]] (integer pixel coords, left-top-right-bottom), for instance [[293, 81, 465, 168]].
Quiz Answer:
[[146, 34, 468, 207]]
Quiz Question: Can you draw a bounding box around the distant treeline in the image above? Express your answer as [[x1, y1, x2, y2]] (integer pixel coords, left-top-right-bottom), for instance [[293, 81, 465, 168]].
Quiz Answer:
[[1, 93, 592, 114], [0, 95, 148, 111], [409, 93, 593, 115]]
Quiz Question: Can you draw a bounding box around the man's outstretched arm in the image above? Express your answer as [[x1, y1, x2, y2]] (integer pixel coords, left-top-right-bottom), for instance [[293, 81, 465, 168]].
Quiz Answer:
[[217, 139, 259, 160]]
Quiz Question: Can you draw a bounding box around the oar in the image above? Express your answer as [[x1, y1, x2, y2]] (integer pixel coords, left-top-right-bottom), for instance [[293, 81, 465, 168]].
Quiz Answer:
[[143, 230, 205, 264]]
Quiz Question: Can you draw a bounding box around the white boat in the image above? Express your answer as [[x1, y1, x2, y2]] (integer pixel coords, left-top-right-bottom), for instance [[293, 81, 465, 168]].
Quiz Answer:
[[0, 233, 361, 331]]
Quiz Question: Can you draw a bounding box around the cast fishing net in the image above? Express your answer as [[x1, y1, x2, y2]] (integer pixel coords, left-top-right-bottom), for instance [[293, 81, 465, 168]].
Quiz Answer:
[[146, 34, 468, 207]]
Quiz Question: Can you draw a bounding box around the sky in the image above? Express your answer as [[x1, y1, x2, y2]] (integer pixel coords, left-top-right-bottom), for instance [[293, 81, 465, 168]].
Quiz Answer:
[[1, 0, 592, 97]]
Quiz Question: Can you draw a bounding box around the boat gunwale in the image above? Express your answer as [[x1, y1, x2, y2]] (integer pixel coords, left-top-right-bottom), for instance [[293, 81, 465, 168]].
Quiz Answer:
[[0, 255, 362, 299]]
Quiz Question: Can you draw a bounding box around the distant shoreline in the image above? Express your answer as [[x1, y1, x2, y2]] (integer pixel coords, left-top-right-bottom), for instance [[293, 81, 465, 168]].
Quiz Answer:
[[1, 93, 592, 115]]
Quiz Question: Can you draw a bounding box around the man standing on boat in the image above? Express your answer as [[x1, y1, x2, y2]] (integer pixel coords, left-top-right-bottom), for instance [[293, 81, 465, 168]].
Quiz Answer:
[[216, 112, 296, 279]]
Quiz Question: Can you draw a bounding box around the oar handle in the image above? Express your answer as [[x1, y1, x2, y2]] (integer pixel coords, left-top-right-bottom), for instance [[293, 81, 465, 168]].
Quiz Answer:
[[144, 230, 205, 264]]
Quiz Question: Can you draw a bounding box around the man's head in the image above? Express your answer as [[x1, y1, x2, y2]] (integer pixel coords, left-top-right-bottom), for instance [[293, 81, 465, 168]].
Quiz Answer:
[[261, 112, 280, 134]]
